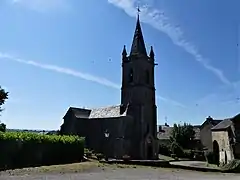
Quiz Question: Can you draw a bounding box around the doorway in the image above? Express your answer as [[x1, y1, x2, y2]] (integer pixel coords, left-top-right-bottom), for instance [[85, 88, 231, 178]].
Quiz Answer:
[[213, 140, 220, 166]]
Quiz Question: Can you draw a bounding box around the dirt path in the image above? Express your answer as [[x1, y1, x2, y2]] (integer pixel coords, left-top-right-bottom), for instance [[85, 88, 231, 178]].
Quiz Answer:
[[1, 165, 240, 180]]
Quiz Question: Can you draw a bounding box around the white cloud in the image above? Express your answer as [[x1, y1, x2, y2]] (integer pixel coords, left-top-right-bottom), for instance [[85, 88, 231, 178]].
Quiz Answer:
[[108, 0, 231, 86], [0, 52, 186, 108], [11, 0, 70, 12]]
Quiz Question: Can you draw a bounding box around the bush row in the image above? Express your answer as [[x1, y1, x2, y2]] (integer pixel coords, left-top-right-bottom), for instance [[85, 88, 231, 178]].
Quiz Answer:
[[0, 132, 85, 170], [159, 143, 205, 161]]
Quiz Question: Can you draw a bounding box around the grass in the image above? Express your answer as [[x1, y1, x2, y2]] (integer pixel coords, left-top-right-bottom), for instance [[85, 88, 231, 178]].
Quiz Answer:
[[1, 161, 102, 176], [0, 160, 147, 176]]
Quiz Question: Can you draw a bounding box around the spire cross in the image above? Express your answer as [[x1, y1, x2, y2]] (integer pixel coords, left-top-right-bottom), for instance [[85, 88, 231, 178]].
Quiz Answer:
[[137, 5, 141, 16]]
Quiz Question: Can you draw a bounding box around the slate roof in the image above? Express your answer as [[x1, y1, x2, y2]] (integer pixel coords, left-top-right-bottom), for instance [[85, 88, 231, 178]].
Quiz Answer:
[[157, 125, 200, 140], [211, 118, 233, 131], [89, 105, 127, 118], [210, 119, 223, 126], [157, 126, 172, 140], [130, 15, 147, 56], [200, 116, 222, 129], [69, 105, 127, 119], [70, 107, 91, 118]]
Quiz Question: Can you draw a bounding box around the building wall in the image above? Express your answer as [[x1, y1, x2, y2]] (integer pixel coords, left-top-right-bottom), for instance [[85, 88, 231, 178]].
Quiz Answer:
[[61, 115, 134, 158], [212, 131, 234, 165], [200, 123, 213, 151]]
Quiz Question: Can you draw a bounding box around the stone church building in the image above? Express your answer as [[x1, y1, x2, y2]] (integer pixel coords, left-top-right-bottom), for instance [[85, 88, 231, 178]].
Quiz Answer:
[[60, 15, 158, 160]]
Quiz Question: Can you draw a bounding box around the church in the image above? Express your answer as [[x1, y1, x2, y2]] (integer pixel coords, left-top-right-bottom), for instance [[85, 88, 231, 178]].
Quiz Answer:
[[60, 14, 158, 160]]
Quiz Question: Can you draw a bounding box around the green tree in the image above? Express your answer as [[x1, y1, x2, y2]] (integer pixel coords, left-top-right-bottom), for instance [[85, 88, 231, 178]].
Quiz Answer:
[[0, 86, 8, 113], [0, 86, 8, 132], [0, 123, 6, 132], [170, 122, 195, 149]]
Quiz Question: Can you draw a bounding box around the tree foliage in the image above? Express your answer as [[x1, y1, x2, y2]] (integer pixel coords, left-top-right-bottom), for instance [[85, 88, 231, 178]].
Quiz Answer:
[[170, 122, 195, 149], [0, 123, 6, 132], [0, 86, 8, 113]]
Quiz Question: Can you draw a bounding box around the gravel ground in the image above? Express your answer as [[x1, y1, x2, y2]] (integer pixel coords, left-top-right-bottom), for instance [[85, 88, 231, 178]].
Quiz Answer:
[[1, 166, 240, 180]]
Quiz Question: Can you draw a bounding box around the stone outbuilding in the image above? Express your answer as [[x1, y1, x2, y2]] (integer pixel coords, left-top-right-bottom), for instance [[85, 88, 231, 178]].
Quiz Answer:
[[200, 116, 222, 151], [211, 114, 240, 165]]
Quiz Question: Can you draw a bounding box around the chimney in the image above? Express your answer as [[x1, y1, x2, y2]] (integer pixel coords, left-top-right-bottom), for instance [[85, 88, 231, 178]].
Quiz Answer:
[[206, 116, 213, 121]]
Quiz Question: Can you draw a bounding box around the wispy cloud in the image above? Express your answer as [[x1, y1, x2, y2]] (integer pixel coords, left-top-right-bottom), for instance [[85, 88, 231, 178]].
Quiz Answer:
[[10, 0, 70, 12], [157, 95, 186, 108], [108, 0, 231, 86], [196, 80, 240, 106], [0, 52, 186, 108], [0, 52, 120, 89]]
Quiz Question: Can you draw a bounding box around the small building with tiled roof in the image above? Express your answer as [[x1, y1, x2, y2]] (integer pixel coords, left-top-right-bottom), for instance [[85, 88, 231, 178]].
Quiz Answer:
[[157, 125, 201, 141], [156, 124, 202, 150], [211, 113, 240, 165], [199, 116, 222, 151]]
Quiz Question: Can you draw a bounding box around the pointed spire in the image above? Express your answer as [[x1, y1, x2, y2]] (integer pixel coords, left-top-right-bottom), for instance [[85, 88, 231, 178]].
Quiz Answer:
[[130, 11, 147, 56], [149, 46, 155, 59], [122, 45, 127, 57]]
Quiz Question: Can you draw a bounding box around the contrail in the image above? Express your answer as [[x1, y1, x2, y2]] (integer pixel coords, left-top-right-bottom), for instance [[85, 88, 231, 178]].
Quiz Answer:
[[0, 52, 120, 89], [0, 52, 186, 108], [108, 0, 231, 86]]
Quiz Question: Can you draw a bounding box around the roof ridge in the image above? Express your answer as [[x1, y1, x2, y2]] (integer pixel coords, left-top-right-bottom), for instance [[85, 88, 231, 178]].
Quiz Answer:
[[90, 104, 120, 110]]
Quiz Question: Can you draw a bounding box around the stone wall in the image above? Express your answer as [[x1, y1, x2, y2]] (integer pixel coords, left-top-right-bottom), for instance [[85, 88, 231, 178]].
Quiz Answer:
[[200, 123, 213, 151], [61, 115, 135, 158], [212, 131, 234, 165]]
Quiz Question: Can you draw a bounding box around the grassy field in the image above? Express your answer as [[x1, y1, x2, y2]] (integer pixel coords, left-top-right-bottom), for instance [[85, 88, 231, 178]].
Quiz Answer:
[[0, 160, 147, 176], [1, 161, 101, 176]]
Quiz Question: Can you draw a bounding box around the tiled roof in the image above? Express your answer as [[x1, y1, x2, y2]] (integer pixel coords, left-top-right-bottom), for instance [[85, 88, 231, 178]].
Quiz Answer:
[[69, 105, 127, 119], [211, 118, 232, 131], [157, 125, 200, 140]]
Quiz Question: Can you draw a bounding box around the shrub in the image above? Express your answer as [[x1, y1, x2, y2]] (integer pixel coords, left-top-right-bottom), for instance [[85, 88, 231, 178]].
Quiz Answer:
[[122, 155, 131, 161], [0, 131, 85, 170], [170, 141, 184, 157], [183, 149, 194, 159], [204, 151, 216, 164], [158, 143, 171, 156], [193, 150, 205, 161], [221, 159, 240, 172], [96, 153, 104, 161], [84, 148, 93, 158]]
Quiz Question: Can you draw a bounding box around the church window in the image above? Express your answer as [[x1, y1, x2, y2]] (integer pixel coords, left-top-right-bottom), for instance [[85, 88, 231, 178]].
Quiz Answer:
[[145, 70, 150, 84], [128, 69, 133, 83]]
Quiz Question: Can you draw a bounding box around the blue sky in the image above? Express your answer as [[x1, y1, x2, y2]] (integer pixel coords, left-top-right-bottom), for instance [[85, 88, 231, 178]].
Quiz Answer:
[[0, 0, 240, 130]]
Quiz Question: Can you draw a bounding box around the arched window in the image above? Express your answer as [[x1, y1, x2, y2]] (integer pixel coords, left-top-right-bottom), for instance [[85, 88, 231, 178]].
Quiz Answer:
[[128, 69, 133, 83], [145, 70, 150, 84]]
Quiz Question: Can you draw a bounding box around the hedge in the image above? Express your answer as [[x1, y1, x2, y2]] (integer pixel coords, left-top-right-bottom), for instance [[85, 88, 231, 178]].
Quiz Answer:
[[0, 132, 85, 170]]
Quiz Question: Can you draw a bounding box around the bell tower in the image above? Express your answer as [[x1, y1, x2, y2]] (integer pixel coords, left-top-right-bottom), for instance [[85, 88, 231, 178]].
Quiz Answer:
[[121, 12, 157, 159]]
